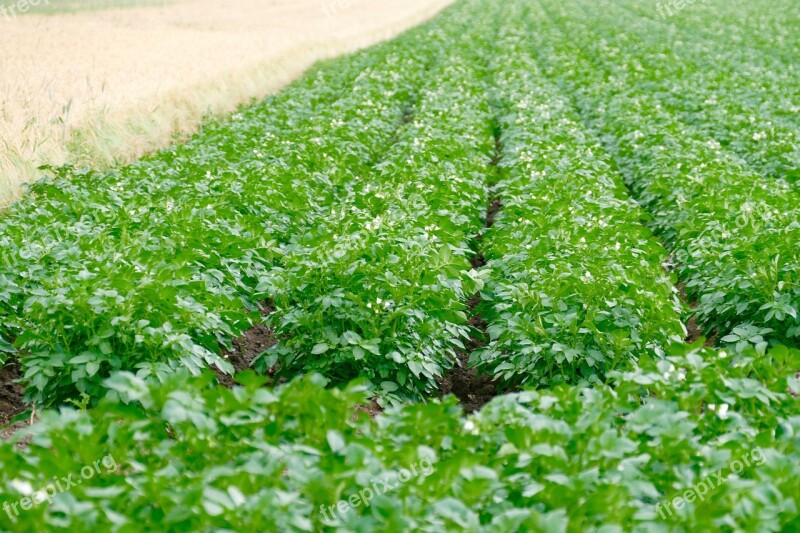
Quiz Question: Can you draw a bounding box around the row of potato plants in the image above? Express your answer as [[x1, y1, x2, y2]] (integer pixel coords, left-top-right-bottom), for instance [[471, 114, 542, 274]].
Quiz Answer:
[[253, 7, 499, 401], [531, 0, 800, 348], [0, 2, 476, 404], [1, 342, 798, 530], [634, 0, 799, 71], [471, 8, 685, 389], [584, 0, 800, 189]]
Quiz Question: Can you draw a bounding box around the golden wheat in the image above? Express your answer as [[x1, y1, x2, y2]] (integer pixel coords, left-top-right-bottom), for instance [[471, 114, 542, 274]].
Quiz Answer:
[[0, 0, 453, 206]]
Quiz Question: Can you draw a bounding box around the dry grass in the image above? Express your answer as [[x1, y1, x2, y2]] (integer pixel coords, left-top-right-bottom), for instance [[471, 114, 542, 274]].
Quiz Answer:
[[0, 0, 454, 205]]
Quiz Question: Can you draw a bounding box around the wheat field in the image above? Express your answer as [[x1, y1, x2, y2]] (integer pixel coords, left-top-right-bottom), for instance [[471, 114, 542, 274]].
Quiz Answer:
[[0, 0, 453, 205]]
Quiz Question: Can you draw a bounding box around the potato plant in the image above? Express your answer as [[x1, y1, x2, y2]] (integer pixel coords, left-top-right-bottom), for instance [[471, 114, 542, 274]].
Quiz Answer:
[[473, 13, 685, 388]]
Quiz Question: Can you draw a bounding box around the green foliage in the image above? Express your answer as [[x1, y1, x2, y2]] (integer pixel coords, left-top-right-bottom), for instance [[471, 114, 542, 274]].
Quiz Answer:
[[1, 344, 798, 531], [473, 16, 685, 388], [528, 0, 800, 345], [257, 21, 496, 400], [0, 1, 486, 404]]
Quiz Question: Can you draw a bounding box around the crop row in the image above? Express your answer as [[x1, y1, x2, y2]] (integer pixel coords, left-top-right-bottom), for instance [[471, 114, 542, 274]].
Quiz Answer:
[[1, 341, 798, 530], [531, 0, 800, 347], [471, 7, 685, 389], [0, 2, 487, 404], [255, 11, 498, 401], [582, 0, 800, 189], [640, 0, 799, 68]]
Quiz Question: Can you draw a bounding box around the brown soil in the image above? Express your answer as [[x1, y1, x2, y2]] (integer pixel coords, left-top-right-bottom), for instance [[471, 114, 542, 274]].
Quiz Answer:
[[354, 398, 383, 420], [676, 281, 717, 346], [486, 197, 502, 228], [470, 252, 487, 269], [0, 421, 32, 444], [0, 359, 28, 433], [438, 339, 498, 413], [214, 303, 279, 387], [685, 315, 718, 346], [438, 296, 499, 413]]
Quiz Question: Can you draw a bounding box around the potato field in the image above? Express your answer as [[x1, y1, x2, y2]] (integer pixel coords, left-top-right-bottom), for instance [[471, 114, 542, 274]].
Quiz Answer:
[[0, 0, 799, 530]]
